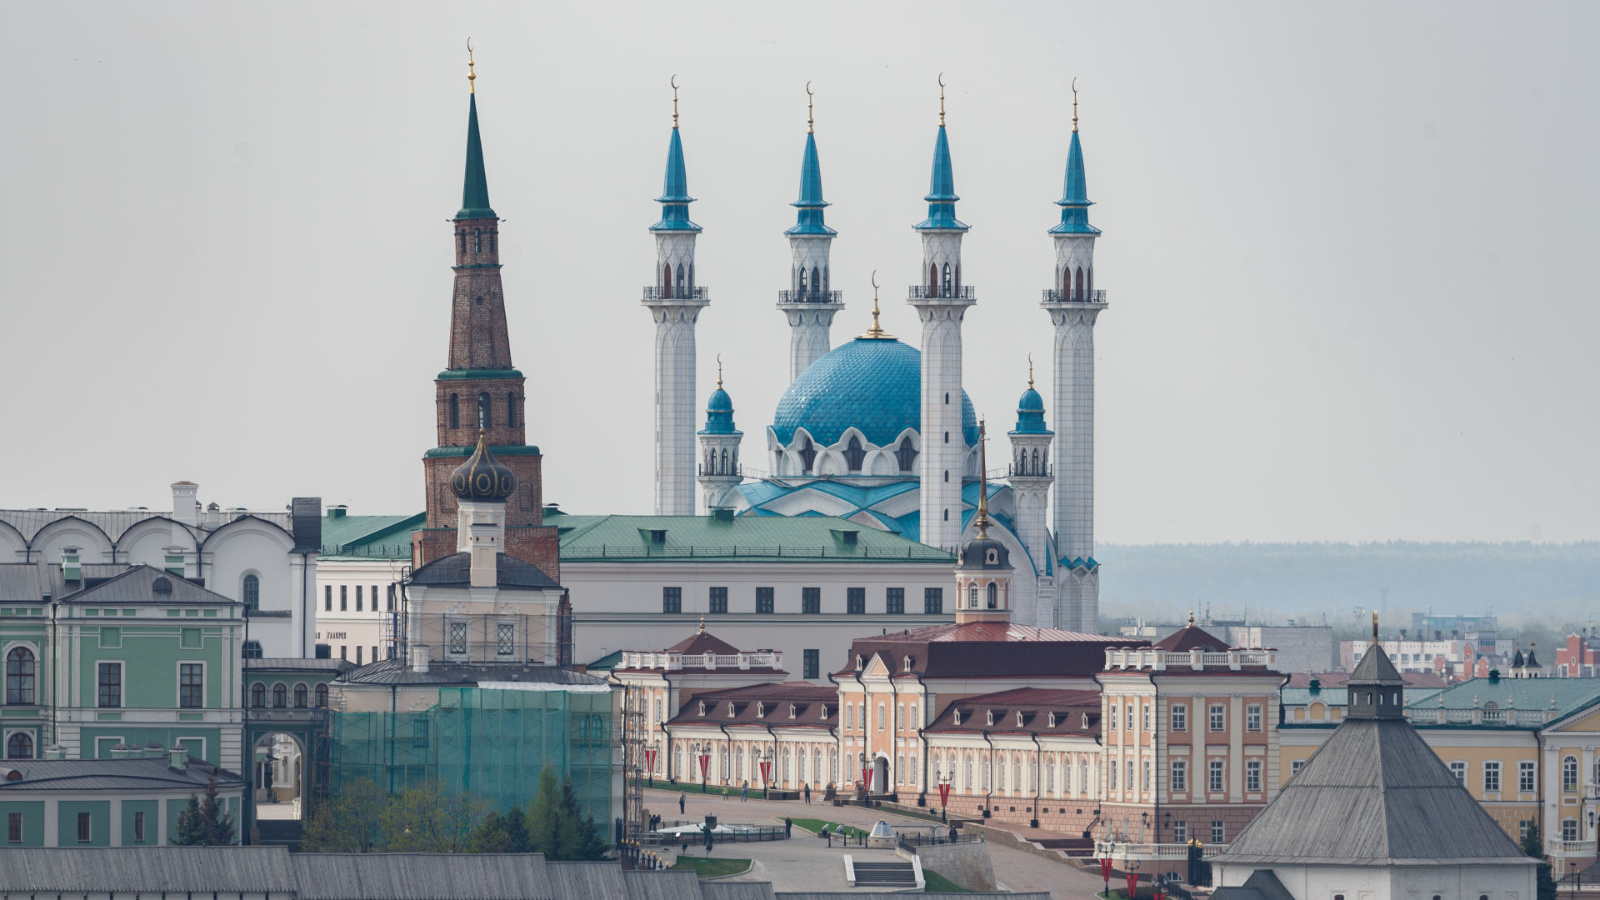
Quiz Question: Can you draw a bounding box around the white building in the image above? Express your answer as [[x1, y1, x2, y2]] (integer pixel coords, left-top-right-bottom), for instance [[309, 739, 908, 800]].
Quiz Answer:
[[310, 509, 420, 665]]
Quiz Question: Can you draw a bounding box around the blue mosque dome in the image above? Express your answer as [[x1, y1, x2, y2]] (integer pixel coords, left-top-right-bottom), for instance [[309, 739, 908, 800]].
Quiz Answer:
[[1014, 386, 1049, 435], [771, 337, 979, 448], [701, 385, 738, 435]]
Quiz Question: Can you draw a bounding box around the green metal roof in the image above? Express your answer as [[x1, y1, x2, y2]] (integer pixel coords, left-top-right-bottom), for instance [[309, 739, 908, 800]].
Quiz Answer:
[[1406, 676, 1600, 719], [319, 513, 424, 560], [550, 512, 954, 563]]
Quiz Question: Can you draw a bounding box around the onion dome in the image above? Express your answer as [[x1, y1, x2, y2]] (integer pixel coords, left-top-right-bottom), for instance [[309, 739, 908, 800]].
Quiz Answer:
[[450, 431, 516, 501]]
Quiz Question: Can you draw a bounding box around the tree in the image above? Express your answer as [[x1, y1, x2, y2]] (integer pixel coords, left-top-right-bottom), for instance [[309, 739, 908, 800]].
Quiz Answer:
[[527, 767, 561, 856], [469, 811, 515, 853], [301, 778, 387, 853], [524, 767, 606, 861], [554, 775, 608, 861], [175, 776, 236, 846], [503, 805, 531, 853], [380, 780, 487, 853], [1521, 823, 1558, 900]]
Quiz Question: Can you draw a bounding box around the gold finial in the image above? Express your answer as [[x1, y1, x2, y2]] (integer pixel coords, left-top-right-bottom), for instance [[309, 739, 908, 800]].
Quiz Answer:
[[1071, 77, 1078, 133], [671, 75, 680, 130], [467, 39, 476, 94], [861, 270, 894, 339], [1027, 354, 1035, 389], [974, 419, 991, 538], [938, 73, 946, 127], [1188, 609, 1195, 627], [806, 81, 814, 134], [716, 354, 724, 389], [1372, 610, 1379, 642], [698, 614, 706, 634]]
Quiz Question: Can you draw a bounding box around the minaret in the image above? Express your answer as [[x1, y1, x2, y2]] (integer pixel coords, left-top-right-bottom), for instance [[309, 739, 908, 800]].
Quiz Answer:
[[1008, 359, 1055, 624], [776, 83, 844, 381], [1040, 82, 1108, 632], [907, 77, 975, 554], [697, 358, 744, 511], [642, 78, 709, 516], [418, 46, 555, 573], [954, 421, 1013, 625]]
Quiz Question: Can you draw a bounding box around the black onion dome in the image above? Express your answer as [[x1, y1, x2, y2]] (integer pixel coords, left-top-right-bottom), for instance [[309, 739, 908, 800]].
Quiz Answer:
[[958, 536, 1012, 571], [450, 432, 516, 501]]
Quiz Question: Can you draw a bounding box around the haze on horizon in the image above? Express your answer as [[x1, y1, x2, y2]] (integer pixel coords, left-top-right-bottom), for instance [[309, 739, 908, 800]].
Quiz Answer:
[[1, 1, 1595, 545]]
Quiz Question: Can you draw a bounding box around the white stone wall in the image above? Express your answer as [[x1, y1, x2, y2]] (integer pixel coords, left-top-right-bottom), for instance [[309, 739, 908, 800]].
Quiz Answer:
[[1048, 303, 1102, 632], [698, 432, 743, 510], [313, 557, 402, 664], [782, 305, 840, 382], [647, 232, 708, 517], [1053, 235, 1096, 295]]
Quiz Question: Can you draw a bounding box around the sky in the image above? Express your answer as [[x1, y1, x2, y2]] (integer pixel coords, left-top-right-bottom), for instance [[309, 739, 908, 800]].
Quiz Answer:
[[1, 1, 1596, 544]]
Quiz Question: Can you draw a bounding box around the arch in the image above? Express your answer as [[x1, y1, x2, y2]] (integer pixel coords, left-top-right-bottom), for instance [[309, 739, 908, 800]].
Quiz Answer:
[[251, 682, 266, 707], [799, 436, 817, 474], [1075, 266, 1084, 300], [987, 582, 998, 608], [1088, 266, 1093, 296], [942, 262, 952, 295], [241, 573, 260, 612], [845, 437, 865, 472], [4, 647, 34, 705], [811, 266, 821, 297], [662, 263, 673, 298], [688, 263, 695, 290], [896, 437, 918, 472], [675, 264, 686, 293], [799, 268, 808, 292], [293, 683, 308, 708], [720, 448, 730, 474], [30, 516, 116, 564], [1063, 267, 1071, 297], [6, 732, 32, 759], [1031, 448, 1040, 474], [449, 394, 460, 429], [477, 392, 492, 429], [315, 684, 329, 708], [928, 263, 938, 291], [507, 393, 517, 428]]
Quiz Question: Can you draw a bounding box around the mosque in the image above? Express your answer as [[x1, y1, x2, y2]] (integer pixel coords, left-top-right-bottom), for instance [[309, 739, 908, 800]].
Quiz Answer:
[[646, 81, 1110, 632]]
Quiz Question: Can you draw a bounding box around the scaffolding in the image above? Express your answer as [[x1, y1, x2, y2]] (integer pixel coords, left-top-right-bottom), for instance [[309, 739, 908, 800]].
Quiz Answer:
[[619, 684, 645, 868]]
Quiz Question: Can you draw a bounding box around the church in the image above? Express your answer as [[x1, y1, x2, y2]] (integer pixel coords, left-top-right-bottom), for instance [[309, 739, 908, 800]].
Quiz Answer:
[[643, 81, 1110, 633]]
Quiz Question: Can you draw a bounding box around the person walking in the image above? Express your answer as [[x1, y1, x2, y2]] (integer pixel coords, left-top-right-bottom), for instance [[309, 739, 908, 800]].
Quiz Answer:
[[785, 817, 793, 838], [803, 783, 811, 805], [741, 780, 748, 802], [679, 793, 685, 815], [721, 785, 729, 801]]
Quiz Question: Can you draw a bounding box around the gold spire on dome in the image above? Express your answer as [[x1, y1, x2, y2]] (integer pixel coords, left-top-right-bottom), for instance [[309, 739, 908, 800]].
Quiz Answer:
[[1188, 609, 1196, 627], [671, 75, 680, 130], [698, 614, 706, 634], [806, 81, 814, 134], [974, 419, 991, 539], [716, 354, 724, 389], [1027, 354, 1035, 389], [938, 73, 946, 127], [1071, 77, 1078, 133], [860, 270, 894, 339], [467, 39, 476, 94], [1372, 610, 1379, 642]]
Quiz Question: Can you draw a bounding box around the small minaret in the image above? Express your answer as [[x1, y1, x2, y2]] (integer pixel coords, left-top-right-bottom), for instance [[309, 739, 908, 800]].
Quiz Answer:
[[1008, 358, 1054, 624], [697, 358, 744, 511], [1040, 82, 1108, 633], [643, 78, 710, 517], [908, 77, 976, 554], [776, 84, 844, 381], [954, 421, 1012, 625]]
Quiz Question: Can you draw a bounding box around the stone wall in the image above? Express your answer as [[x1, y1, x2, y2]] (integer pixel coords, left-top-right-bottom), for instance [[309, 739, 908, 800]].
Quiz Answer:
[[907, 840, 997, 892]]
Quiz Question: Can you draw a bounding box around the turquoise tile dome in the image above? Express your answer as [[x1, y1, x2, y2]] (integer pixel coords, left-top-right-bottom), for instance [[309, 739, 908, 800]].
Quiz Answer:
[[771, 337, 979, 447], [1013, 386, 1049, 434], [701, 386, 738, 435]]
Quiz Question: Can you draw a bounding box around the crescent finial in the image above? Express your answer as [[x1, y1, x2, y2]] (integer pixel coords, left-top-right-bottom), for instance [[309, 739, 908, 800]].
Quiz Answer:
[[717, 353, 723, 389], [937, 73, 946, 127], [1071, 77, 1079, 133], [466, 38, 476, 94], [806, 80, 814, 134], [670, 75, 680, 129]]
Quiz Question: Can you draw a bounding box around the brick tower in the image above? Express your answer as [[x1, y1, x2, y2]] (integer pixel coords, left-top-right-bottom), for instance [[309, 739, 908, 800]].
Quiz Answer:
[[413, 53, 559, 579]]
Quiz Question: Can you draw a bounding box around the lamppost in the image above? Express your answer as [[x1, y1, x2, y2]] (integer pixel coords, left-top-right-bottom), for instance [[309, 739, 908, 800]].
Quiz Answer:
[[937, 768, 952, 824], [1124, 845, 1142, 899], [1568, 862, 1578, 900]]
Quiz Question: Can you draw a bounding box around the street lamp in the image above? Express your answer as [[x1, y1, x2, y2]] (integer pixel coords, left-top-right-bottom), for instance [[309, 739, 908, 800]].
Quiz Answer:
[[936, 768, 952, 824]]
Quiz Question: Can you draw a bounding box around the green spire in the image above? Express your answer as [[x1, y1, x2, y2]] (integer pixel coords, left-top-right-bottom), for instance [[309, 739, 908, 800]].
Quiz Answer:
[[456, 93, 496, 220]]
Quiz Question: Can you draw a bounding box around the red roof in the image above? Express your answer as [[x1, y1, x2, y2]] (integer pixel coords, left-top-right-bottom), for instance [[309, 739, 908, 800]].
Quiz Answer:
[[668, 682, 838, 727], [925, 687, 1102, 736], [1152, 624, 1229, 653], [841, 624, 1146, 679], [665, 630, 742, 656]]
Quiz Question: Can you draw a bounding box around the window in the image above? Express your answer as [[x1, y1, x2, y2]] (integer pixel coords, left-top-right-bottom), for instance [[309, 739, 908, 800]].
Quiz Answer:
[[709, 587, 728, 614], [1562, 818, 1579, 842], [1292, 759, 1306, 778], [242, 574, 260, 612], [1208, 759, 1224, 793], [7, 812, 19, 843], [845, 437, 865, 472], [324, 585, 332, 611], [847, 588, 865, 615], [662, 587, 682, 614], [1563, 755, 1579, 792], [896, 437, 918, 472], [270, 682, 286, 707], [355, 646, 363, 665], [134, 811, 145, 843], [97, 663, 122, 708], [294, 684, 308, 708], [1171, 704, 1187, 732], [924, 587, 942, 615], [1171, 759, 1187, 792], [6, 647, 35, 704], [1484, 760, 1502, 793], [6, 733, 32, 759], [1246, 704, 1262, 732], [1108, 703, 1118, 730], [340, 585, 347, 611], [77, 812, 91, 843], [387, 584, 396, 612], [507, 393, 516, 427], [251, 682, 266, 707], [179, 663, 204, 708], [477, 392, 492, 429], [1450, 761, 1467, 784], [315, 684, 328, 708], [355, 585, 362, 612], [1212, 821, 1225, 843], [1173, 820, 1187, 844], [756, 587, 775, 614], [877, 703, 885, 731], [1209, 704, 1225, 732], [242, 640, 263, 660], [1144, 760, 1153, 791], [804, 650, 819, 680], [1519, 760, 1536, 792], [449, 393, 460, 429], [1246, 759, 1262, 792], [496, 623, 515, 656], [986, 583, 998, 608], [846, 704, 854, 730], [801, 587, 821, 615], [1143, 704, 1151, 731], [886, 588, 904, 614], [447, 621, 468, 655], [1126, 706, 1134, 730]]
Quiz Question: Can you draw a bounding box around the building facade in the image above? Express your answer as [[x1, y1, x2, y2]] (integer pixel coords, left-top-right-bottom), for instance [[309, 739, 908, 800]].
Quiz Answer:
[[0, 753, 244, 847]]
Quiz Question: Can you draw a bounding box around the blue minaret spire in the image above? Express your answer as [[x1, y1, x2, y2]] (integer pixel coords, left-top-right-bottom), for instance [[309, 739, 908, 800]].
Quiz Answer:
[[786, 93, 834, 237], [776, 82, 844, 381], [1049, 85, 1099, 236], [652, 79, 702, 234], [914, 79, 969, 233]]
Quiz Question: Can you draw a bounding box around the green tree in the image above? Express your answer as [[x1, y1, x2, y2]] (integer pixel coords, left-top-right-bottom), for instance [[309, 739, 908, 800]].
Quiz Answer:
[[468, 811, 515, 853], [527, 767, 561, 856], [301, 778, 387, 853], [1521, 823, 1558, 900], [174, 777, 236, 845], [503, 805, 531, 853], [380, 780, 487, 853], [555, 775, 607, 861], [523, 767, 606, 861]]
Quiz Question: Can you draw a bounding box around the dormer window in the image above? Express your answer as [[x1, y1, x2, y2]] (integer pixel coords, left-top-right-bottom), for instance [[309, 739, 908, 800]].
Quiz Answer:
[[986, 710, 995, 727], [789, 704, 796, 719], [649, 530, 667, 544], [986, 549, 998, 565], [756, 702, 765, 718], [903, 656, 913, 672], [1082, 712, 1090, 729], [698, 702, 706, 716], [1016, 711, 1025, 727], [727, 702, 736, 717], [856, 655, 864, 670], [820, 704, 828, 719], [1048, 712, 1057, 728], [953, 709, 961, 726]]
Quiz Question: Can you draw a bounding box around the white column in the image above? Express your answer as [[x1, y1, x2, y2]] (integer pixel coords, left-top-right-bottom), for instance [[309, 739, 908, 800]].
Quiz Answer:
[[909, 231, 973, 554], [644, 232, 709, 517], [1009, 433, 1053, 626], [776, 236, 843, 381]]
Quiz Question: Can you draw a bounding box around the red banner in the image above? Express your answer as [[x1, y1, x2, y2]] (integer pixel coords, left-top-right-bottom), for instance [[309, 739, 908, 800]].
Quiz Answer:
[[644, 748, 657, 775], [698, 753, 711, 779], [938, 782, 951, 807], [1126, 870, 1138, 898], [862, 765, 874, 791], [1100, 858, 1114, 882], [759, 760, 771, 785]]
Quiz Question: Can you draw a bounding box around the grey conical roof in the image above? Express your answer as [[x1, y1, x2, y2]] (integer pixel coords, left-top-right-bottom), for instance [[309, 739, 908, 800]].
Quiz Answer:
[[1213, 713, 1535, 866]]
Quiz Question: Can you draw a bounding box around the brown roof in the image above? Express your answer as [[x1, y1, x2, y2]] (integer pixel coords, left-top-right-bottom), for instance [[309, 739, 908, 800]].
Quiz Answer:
[[842, 624, 1145, 679], [926, 688, 1101, 737], [669, 682, 838, 728], [1152, 623, 1229, 652], [666, 630, 742, 656]]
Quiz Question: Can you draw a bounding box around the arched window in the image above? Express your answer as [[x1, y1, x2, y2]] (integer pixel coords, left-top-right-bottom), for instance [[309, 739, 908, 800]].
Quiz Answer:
[[688, 264, 695, 290], [315, 684, 329, 708], [294, 684, 308, 708], [1032, 448, 1040, 474], [1063, 268, 1071, 297], [896, 437, 917, 472], [987, 583, 998, 608], [675, 265, 686, 293], [5, 648, 34, 705], [1563, 755, 1579, 792], [1088, 266, 1093, 296], [799, 268, 808, 292], [928, 263, 938, 291], [242, 640, 263, 660], [449, 394, 460, 429], [845, 437, 865, 472], [6, 732, 32, 759], [1075, 266, 1084, 300], [242, 574, 260, 612], [720, 448, 729, 474], [811, 266, 821, 296], [662, 263, 673, 298], [477, 392, 492, 429], [507, 393, 516, 428], [942, 263, 953, 295], [944, 470, 949, 483], [943, 509, 949, 521], [968, 585, 978, 606], [473, 229, 482, 253], [799, 436, 817, 474], [251, 683, 266, 707], [272, 684, 287, 708]]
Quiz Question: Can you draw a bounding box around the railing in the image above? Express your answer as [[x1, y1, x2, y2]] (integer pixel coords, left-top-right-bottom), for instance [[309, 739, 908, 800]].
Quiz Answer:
[[1104, 647, 1278, 671], [907, 285, 976, 300], [1546, 838, 1594, 858], [320, 543, 414, 559], [777, 290, 843, 304], [1009, 463, 1053, 477], [641, 286, 710, 301], [698, 464, 743, 478], [1418, 707, 1556, 726], [563, 543, 953, 561], [1094, 840, 1228, 861], [1042, 289, 1108, 304], [897, 832, 983, 852], [618, 650, 783, 672]]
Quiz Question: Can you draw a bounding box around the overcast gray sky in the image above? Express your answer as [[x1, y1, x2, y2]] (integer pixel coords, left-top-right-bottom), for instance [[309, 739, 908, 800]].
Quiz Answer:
[[1, 1, 1595, 544]]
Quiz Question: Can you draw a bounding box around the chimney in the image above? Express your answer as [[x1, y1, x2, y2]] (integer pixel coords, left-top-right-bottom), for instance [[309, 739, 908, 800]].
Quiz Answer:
[[457, 500, 503, 589], [144, 742, 165, 759], [41, 745, 67, 760], [169, 745, 188, 771], [171, 482, 200, 527], [110, 743, 136, 760], [410, 644, 431, 674]]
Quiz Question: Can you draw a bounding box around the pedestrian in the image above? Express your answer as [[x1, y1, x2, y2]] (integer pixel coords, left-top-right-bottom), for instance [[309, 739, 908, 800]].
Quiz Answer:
[[679, 793, 686, 815], [948, 824, 958, 843], [785, 817, 792, 838], [741, 780, 748, 802], [722, 785, 729, 801], [803, 783, 811, 804], [823, 824, 831, 847]]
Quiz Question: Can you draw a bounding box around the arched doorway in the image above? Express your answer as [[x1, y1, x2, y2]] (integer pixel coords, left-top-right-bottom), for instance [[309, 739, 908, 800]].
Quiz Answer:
[[253, 732, 306, 820], [873, 755, 890, 795]]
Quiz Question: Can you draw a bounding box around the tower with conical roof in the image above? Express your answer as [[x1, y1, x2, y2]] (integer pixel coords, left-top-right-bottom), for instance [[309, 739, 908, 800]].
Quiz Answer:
[[775, 85, 845, 381], [416, 49, 559, 579], [1008, 359, 1054, 613], [954, 421, 1012, 624], [1040, 82, 1108, 632], [697, 359, 743, 510], [908, 77, 976, 554], [643, 79, 710, 516]]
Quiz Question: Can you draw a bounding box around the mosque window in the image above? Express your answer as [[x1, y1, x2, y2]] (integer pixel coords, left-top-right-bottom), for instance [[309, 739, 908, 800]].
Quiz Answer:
[[662, 263, 672, 298], [896, 437, 917, 472], [799, 436, 817, 473], [942, 263, 952, 295], [1063, 268, 1071, 297], [928, 263, 937, 291], [688, 264, 695, 290], [676, 265, 686, 293], [1075, 267, 1084, 300], [924, 588, 942, 614], [845, 437, 865, 472], [507, 393, 517, 427], [449, 394, 459, 429], [477, 393, 492, 429], [811, 266, 820, 295], [798, 268, 808, 292]]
